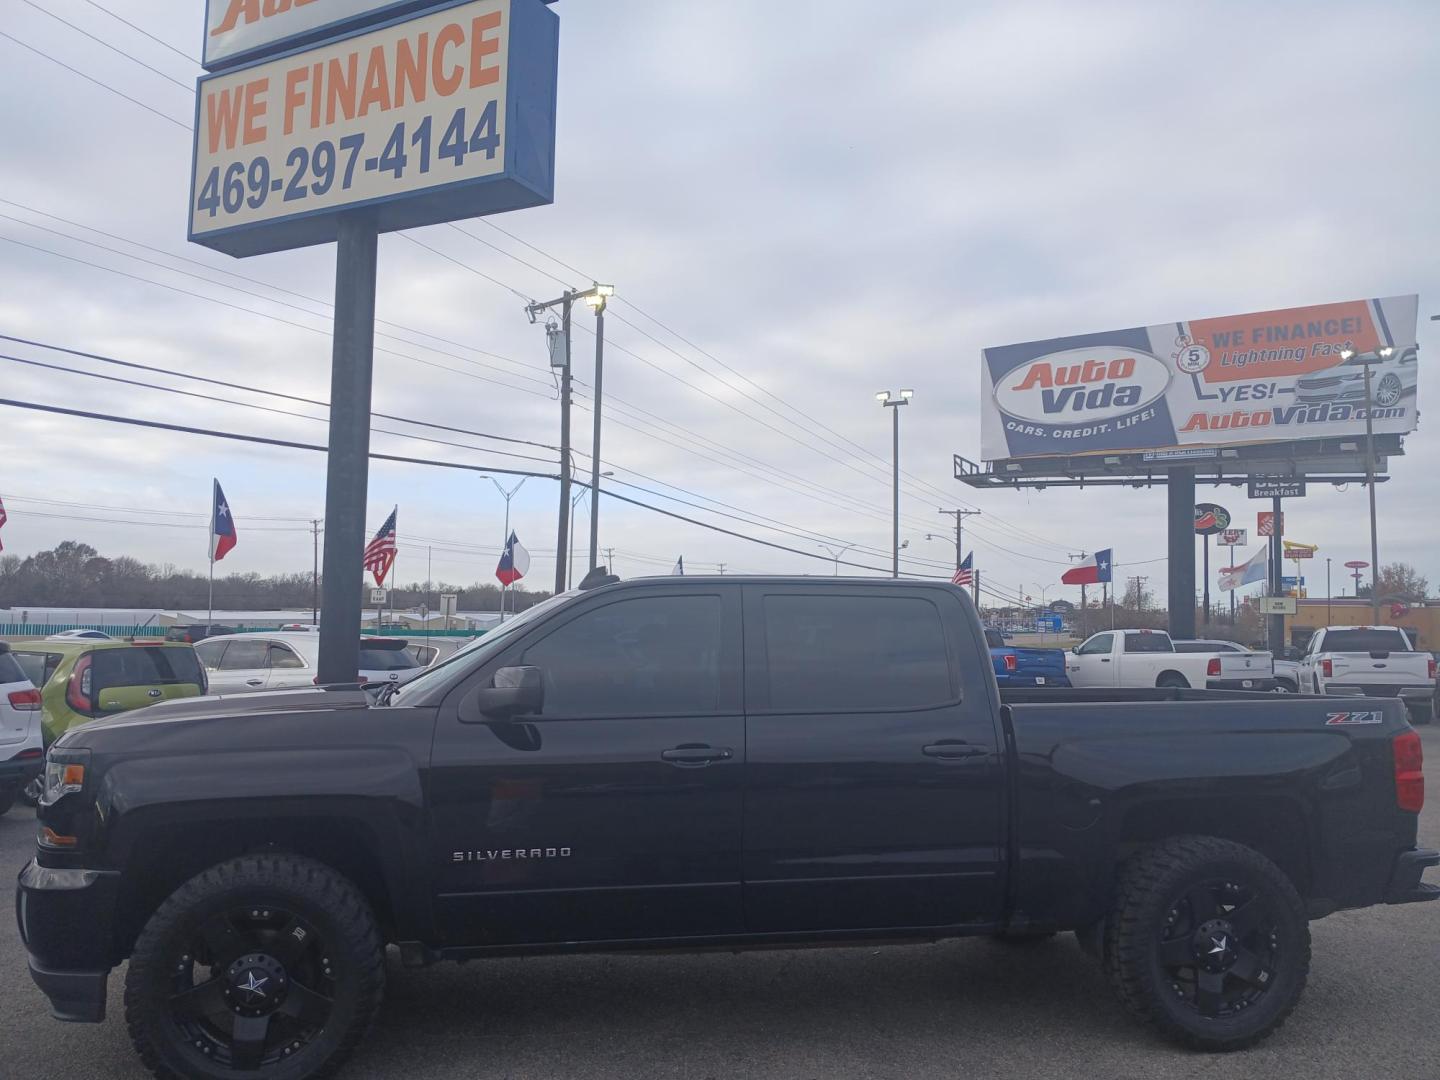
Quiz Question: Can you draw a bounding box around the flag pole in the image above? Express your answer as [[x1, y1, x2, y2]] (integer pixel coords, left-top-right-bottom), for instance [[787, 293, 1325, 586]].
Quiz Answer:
[[207, 478, 215, 627]]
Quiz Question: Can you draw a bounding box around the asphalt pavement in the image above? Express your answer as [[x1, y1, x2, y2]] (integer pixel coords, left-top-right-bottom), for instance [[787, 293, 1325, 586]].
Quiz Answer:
[[3, 728, 1437, 1080]]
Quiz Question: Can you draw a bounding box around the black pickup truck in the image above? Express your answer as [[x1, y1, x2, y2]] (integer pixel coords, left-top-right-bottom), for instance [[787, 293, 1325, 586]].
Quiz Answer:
[[16, 576, 1437, 1079]]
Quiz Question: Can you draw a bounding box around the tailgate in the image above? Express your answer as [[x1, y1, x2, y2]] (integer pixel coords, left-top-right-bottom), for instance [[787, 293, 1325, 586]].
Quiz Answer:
[[1218, 650, 1272, 679], [1010, 647, 1068, 678], [1329, 653, 1430, 683]]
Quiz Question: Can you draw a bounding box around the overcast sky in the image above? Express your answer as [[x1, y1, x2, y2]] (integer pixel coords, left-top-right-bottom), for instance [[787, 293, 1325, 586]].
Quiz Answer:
[[1, 0, 1437, 608]]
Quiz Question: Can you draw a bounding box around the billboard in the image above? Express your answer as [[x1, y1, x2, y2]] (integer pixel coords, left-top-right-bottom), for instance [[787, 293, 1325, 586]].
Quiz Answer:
[[189, 0, 558, 257], [203, 0, 421, 70], [980, 295, 1419, 460]]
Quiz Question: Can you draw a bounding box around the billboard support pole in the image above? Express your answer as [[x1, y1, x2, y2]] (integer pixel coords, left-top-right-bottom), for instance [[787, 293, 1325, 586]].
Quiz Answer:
[[1268, 495, 1285, 653], [1167, 468, 1196, 640], [1228, 542, 1236, 625], [1202, 534, 1210, 630], [317, 212, 377, 685], [1362, 358, 1382, 622]]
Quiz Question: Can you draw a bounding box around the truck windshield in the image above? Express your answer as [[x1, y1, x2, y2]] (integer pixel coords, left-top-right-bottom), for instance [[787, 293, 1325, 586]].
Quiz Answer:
[[391, 590, 582, 703], [1322, 629, 1412, 652]]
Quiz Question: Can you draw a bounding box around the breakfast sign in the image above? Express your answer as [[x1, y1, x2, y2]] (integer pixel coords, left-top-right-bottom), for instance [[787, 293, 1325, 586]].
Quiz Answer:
[[978, 295, 1419, 460]]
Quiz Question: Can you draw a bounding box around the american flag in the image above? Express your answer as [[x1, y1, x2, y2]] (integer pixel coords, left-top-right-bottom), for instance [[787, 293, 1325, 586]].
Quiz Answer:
[[363, 507, 398, 586], [951, 551, 974, 586], [0, 493, 7, 552]]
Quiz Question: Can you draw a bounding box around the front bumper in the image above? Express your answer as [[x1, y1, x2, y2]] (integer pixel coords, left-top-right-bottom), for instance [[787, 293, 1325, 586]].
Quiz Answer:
[[1385, 849, 1440, 905], [15, 860, 118, 1022]]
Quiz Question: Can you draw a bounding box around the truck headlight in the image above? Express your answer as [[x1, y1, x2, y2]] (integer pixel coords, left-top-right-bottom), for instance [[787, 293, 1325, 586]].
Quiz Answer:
[[42, 750, 89, 804]]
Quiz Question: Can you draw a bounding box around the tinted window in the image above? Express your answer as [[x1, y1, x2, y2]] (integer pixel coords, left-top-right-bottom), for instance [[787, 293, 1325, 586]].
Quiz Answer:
[[218, 640, 270, 670], [1322, 629, 1414, 653], [984, 630, 1005, 649], [0, 651, 28, 685], [358, 646, 421, 671], [762, 594, 950, 711], [522, 594, 723, 716], [1123, 633, 1174, 653], [1078, 633, 1113, 655], [91, 647, 204, 689], [269, 644, 306, 670]]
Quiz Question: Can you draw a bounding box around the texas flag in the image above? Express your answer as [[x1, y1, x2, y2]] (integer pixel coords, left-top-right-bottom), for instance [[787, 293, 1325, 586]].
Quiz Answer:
[[495, 531, 530, 586], [210, 480, 237, 562], [1219, 546, 1268, 592], [1061, 548, 1111, 585]]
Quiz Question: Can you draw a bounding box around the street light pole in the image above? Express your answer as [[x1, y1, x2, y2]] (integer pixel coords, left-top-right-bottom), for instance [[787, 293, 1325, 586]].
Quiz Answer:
[[816, 542, 855, 576], [1349, 346, 1390, 623], [485, 475, 527, 620], [876, 389, 913, 578], [584, 290, 611, 573], [1326, 556, 1332, 625]]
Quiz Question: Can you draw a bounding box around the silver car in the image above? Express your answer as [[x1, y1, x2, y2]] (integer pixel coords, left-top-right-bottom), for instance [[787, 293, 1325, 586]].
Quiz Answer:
[[1294, 346, 1418, 409], [194, 632, 424, 693]]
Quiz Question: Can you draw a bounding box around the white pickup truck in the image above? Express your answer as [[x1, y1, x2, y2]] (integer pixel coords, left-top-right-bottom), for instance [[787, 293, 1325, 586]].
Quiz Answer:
[[1066, 628, 1275, 690], [1298, 625, 1436, 723]]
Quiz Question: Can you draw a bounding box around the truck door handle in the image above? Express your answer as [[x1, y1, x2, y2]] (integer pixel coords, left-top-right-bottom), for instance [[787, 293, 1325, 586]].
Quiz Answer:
[[245, 678, 265, 686], [1099, 658, 1111, 662], [922, 742, 987, 760], [660, 744, 733, 767]]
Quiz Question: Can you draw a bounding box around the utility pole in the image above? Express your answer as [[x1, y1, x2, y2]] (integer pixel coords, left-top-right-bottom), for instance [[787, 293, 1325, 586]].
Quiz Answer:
[[717, 563, 727, 575], [876, 390, 913, 577], [1131, 575, 1148, 613], [310, 518, 322, 625], [603, 547, 614, 575], [937, 509, 980, 571], [527, 284, 613, 596]]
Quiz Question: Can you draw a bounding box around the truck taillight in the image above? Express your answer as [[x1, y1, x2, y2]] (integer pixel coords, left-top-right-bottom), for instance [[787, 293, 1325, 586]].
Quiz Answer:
[[1429, 657, 1437, 680], [1004, 654, 1017, 673], [7, 688, 41, 711], [1393, 730, 1424, 813], [1206, 658, 1221, 677], [1321, 658, 1333, 679]]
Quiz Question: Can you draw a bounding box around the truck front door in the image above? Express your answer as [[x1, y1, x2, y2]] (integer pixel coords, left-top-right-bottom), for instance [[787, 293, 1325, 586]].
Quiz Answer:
[[428, 586, 745, 946], [1068, 632, 1116, 686], [740, 584, 1005, 932]]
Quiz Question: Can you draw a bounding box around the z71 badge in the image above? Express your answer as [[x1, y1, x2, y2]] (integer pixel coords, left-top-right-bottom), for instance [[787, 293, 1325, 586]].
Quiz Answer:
[[1325, 711, 1384, 726]]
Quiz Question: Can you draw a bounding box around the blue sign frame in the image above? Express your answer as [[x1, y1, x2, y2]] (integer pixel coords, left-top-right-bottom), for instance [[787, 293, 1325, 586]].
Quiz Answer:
[[188, 0, 558, 259]]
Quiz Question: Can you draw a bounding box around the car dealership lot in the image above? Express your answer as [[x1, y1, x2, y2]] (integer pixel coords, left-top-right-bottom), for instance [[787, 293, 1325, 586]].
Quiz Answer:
[[3, 727, 1436, 1080]]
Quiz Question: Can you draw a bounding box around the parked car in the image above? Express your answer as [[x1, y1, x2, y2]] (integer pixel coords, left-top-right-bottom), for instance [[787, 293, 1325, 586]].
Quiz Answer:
[[17, 575, 1435, 1077], [406, 637, 474, 670], [1294, 345, 1418, 409], [1175, 639, 1299, 693], [44, 629, 112, 641], [194, 632, 425, 693], [1067, 629, 1275, 690], [165, 623, 237, 644], [984, 628, 1071, 687], [0, 643, 45, 815], [7, 640, 208, 745], [1298, 625, 1435, 725]]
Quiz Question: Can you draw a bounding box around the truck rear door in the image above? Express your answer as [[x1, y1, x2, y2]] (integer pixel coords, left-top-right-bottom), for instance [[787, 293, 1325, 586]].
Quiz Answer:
[[740, 584, 1005, 932]]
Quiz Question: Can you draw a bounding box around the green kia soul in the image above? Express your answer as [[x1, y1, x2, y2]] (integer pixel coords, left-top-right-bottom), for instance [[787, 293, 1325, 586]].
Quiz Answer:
[[8, 640, 207, 745]]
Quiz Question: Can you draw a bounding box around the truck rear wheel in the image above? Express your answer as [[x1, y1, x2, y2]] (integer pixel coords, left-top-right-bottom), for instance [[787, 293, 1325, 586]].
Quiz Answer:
[[124, 854, 385, 1080], [1103, 836, 1309, 1052]]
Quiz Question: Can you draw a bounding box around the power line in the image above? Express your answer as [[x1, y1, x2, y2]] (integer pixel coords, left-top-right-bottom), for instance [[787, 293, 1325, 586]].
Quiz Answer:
[[0, 30, 190, 130], [79, 0, 199, 65], [20, 0, 194, 90]]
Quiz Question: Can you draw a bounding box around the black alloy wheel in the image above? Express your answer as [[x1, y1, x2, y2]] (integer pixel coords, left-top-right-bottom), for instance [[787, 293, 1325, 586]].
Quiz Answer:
[[1103, 836, 1309, 1051], [1155, 878, 1278, 1020], [167, 904, 335, 1070], [126, 854, 384, 1080]]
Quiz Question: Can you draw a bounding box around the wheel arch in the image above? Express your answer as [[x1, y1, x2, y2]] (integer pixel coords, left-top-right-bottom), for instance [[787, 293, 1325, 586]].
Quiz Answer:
[[1155, 670, 1190, 688], [111, 812, 416, 962]]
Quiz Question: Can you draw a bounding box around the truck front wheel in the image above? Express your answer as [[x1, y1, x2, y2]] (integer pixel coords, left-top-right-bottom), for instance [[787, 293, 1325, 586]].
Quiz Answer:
[[124, 854, 386, 1080], [1103, 836, 1309, 1052]]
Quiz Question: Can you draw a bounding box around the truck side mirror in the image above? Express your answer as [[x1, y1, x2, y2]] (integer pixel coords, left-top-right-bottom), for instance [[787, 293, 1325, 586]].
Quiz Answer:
[[463, 665, 544, 721]]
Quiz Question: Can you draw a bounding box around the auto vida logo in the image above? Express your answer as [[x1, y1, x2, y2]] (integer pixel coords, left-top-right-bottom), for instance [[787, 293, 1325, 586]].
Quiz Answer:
[[995, 347, 1172, 424]]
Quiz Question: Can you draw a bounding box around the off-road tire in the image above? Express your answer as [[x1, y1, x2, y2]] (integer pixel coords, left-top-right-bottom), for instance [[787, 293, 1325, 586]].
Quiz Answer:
[[125, 854, 385, 1080], [1103, 836, 1309, 1052]]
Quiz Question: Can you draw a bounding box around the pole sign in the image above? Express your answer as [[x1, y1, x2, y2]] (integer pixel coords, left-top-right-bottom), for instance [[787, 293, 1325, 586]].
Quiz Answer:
[[189, 0, 558, 257], [1259, 596, 1297, 615], [1220, 528, 1248, 546], [1036, 613, 1063, 632], [1193, 503, 1231, 535], [979, 295, 1419, 460], [1249, 477, 1306, 499], [1257, 511, 1281, 537], [203, 0, 427, 70], [1344, 560, 1370, 569]]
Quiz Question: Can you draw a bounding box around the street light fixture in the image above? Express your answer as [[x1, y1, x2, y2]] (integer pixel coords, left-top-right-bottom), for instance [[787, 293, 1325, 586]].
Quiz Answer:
[[1340, 346, 1388, 621], [482, 474, 528, 620], [876, 389, 913, 578], [816, 542, 855, 576]]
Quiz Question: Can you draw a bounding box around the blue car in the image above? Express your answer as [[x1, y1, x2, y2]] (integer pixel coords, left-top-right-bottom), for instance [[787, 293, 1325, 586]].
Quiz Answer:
[[985, 629, 1071, 687]]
